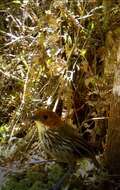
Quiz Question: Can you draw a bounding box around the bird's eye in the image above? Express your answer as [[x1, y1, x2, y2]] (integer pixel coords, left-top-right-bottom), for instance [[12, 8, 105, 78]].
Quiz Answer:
[[42, 114, 48, 120]]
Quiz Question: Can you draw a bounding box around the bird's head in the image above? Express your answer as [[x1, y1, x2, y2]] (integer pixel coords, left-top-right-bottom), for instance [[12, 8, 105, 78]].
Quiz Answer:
[[30, 109, 63, 128]]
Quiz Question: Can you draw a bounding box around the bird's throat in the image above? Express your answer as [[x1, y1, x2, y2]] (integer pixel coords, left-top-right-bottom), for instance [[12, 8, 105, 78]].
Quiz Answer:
[[35, 121, 47, 134]]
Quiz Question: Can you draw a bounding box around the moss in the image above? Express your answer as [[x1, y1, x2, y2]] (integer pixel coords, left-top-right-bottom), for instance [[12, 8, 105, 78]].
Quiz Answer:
[[1, 163, 65, 190]]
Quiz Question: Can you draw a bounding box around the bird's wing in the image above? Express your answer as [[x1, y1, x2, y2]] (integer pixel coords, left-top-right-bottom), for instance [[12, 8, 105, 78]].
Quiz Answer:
[[56, 123, 95, 158]]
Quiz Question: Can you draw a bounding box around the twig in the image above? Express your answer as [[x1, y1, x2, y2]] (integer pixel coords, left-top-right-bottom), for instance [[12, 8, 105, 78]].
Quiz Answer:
[[0, 69, 23, 82], [9, 64, 31, 141]]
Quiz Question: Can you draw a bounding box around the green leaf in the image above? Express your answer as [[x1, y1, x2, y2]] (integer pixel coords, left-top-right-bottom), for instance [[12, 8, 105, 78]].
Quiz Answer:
[[12, 0, 21, 4]]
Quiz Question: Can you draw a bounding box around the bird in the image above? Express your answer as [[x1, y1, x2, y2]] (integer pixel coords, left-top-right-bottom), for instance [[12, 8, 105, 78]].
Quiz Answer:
[[30, 108, 99, 168]]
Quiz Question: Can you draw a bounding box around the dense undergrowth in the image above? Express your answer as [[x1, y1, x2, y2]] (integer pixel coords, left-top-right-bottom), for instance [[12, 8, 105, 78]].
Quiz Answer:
[[0, 0, 120, 189]]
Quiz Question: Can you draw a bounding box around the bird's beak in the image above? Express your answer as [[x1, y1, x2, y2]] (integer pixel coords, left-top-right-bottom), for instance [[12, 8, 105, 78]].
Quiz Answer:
[[28, 113, 39, 121]]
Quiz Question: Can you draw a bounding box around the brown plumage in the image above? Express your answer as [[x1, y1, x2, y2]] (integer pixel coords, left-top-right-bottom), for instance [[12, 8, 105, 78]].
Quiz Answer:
[[31, 109, 99, 168]]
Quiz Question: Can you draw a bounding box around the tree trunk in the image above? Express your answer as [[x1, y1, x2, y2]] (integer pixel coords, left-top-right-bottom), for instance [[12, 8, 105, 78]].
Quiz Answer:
[[104, 36, 120, 174]]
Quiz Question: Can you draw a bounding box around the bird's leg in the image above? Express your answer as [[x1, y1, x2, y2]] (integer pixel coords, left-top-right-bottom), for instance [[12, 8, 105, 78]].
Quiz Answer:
[[49, 164, 75, 190]]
